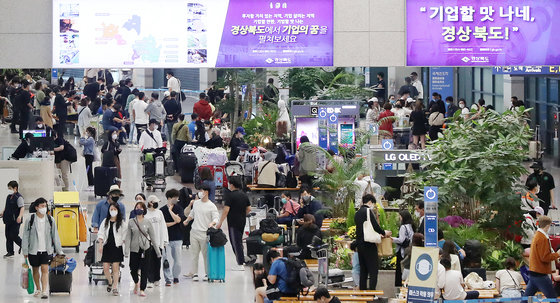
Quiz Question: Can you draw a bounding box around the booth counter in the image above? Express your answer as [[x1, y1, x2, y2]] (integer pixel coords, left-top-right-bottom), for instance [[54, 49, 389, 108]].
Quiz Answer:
[[0, 158, 55, 204]]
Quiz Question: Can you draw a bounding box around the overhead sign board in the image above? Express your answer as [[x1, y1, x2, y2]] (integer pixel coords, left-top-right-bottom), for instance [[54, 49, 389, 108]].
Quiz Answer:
[[53, 0, 334, 68]]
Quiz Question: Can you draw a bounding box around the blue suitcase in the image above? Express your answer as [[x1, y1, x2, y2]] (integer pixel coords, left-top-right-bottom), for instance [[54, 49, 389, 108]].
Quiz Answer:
[[207, 243, 225, 282]]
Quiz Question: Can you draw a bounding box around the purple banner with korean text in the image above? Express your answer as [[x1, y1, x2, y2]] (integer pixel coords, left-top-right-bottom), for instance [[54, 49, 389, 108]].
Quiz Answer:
[[406, 0, 560, 66], [216, 0, 333, 67]]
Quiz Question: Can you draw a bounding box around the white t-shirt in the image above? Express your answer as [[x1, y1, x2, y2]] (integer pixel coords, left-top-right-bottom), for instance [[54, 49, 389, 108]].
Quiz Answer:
[[461, 107, 469, 116], [495, 269, 523, 293], [133, 100, 149, 125], [168, 77, 181, 93], [443, 270, 467, 300], [436, 263, 446, 298], [189, 199, 219, 233], [139, 129, 163, 150], [145, 209, 169, 249], [36, 215, 47, 252]]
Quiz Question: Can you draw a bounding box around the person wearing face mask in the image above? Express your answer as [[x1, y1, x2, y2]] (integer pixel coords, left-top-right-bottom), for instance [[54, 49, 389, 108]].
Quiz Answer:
[[458, 98, 470, 118], [144, 195, 168, 288], [97, 203, 126, 296], [22, 198, 64, 299], [138, 119, 163, 151], [129, 193, 147, 219], [2, 181, 24, 257], [445, 96, 458, 118], [160, 189, 186, 286], [217, 177, 251, 271], [526, 161, 556, 215], [296, 186, 324, 228], [125, 201, 161, 297], [184, 185, 219, 282], [92, 185, 126, 232], [522, 178, 542, 212], [101, 129, 122, 185], [276, 192, 300, 225], [34, 117, 54, 138], [79, 127, 97, 190]]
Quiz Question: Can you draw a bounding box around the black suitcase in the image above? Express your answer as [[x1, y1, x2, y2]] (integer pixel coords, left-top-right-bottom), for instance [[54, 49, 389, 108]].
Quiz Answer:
[[94, 166, 118, 197], [246, 235, 264, 256], [49, 271, 72, 294], [179, 152, 197, 183]]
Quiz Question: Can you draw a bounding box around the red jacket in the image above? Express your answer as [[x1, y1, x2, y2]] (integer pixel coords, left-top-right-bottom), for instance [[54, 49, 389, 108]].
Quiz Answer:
[[193, 99, 212, 121]]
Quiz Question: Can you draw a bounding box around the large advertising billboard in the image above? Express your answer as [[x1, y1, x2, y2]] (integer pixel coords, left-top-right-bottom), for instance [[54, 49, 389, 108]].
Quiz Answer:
[[53, 0, 333, 68], [406, 0, 560, 66]]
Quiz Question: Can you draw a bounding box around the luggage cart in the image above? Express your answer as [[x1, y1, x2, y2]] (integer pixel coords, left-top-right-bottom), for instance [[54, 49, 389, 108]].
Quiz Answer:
[[310, 242, 330, 287], [87, 230, 122, 285]]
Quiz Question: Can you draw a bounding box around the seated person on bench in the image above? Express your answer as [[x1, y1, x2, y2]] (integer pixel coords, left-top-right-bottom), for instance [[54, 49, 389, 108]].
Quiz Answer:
[[296, 185, 324, 228], [257, 152, 279, 188], [314, 286, 342, 303], [297, 214, 322, 259], [276, 192, 300, 225]]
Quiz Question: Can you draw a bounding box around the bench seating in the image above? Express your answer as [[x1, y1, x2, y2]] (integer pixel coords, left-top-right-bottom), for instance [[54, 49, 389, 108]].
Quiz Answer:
[[279, 296, 374, 301]]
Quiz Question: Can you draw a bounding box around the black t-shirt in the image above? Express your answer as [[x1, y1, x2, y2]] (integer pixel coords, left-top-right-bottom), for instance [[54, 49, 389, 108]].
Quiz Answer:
[[330, 296, 342, 303], [15, 90, 31, 112], [54, 94, 68, 118], [223, 189, 250, 230], [54, 137, 65, 163], [160, 204, 186, 241], [526, 172, 556, 204], [376, 79, 386, 100]]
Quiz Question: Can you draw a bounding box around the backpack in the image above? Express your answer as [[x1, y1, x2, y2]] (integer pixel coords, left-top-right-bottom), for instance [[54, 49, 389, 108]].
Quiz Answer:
[[259, 218, 281, 234], [281, 258, 314, 296], [285, 169, 297, 188], [64, 140, 78, 163], [207, 227, 228, 247], [28, 213, 53, 230]]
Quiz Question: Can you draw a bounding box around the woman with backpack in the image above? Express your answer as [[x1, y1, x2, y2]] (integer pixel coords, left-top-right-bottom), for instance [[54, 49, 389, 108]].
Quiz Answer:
[[97, 203, 126, 296], [22, 198, 64, 299], [392, 210, 415, 286], [79, 126, 97, 191], [125, 201, 160, 297]]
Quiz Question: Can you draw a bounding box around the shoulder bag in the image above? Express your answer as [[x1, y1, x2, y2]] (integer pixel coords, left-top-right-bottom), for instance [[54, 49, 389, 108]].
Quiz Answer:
[[429, 112, 445, 126], [363, 209, 381, 244], [133, 218, 161, 258]]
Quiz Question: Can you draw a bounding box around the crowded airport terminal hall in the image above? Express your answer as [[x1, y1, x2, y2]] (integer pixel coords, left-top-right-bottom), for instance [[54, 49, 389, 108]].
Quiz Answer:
[[1, 0, 560, 302]]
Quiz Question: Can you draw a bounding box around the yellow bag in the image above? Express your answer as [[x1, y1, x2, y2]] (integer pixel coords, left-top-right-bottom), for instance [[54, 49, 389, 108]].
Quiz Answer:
[[261, 233, 280, 243], [377, 237, 393, 257]]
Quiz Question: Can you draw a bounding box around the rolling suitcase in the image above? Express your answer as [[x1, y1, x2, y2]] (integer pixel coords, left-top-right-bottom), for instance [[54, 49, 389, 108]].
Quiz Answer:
[[94, 166, 118, 197], [179, 152, 197, 183], [207, 243, 226, 282], [49, 271, 72, 294], [54, 207, 80, 252]]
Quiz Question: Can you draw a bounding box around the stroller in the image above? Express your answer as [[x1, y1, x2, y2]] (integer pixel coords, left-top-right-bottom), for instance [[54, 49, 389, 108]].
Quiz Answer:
[[141, 147, 168, 192], [225, 161, 245, 189]]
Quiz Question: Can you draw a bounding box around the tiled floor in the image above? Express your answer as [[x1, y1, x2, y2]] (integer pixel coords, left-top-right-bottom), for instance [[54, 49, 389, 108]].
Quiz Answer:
[[0, 124, 256, 302]]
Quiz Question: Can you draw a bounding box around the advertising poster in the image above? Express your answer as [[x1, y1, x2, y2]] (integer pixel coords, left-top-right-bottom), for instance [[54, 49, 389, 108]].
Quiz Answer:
[[53, 0, 333, 68], [407, 0, 560, 66]]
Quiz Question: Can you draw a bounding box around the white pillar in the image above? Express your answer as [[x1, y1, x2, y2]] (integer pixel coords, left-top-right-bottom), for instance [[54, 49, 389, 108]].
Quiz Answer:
[[503, 75, 525, 110], [199, 68, 217, 91]]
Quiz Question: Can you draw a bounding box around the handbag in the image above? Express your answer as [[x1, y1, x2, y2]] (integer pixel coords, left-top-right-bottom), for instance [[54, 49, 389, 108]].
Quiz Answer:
[[50, 254, 66, 268], [275, 172, 286, 187], [429, 112, 445, 126], [21, 262, 29, 289], [363, 209, 381, 244]]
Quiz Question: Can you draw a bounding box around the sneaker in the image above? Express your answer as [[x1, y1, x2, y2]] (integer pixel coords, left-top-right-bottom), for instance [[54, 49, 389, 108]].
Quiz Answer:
[[112, 289, 119, 296], [3, 253, 14, 258], [230, 265, 245, 271], [154, 281, 160, 287], [183, 273, 194, 279], [202, 275, 208, 282], [165, 281, 172, 287], [173, 278, 179, 284], [147, 283, 154, 288], [139, 291, 147, 297], [192, 275, 199, 282], [33, 291, 41, 297], [41, 292, 48, 299], [87, 186, 94, 191]]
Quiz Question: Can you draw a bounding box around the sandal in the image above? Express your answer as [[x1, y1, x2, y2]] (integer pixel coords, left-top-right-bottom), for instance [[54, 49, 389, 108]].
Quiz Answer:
[[107, 283, 112, 293], [112, 288, 119, 296]]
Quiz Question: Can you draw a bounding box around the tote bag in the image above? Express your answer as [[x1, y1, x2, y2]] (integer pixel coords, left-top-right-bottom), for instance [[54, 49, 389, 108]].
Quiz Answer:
[[364, 209, 381, 244]]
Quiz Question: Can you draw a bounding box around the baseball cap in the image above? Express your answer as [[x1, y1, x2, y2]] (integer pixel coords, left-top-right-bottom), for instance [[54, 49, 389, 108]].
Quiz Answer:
[[534, 206, 545, 216], [369, 97, 379, 102], [235, 126, 246, 135]]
